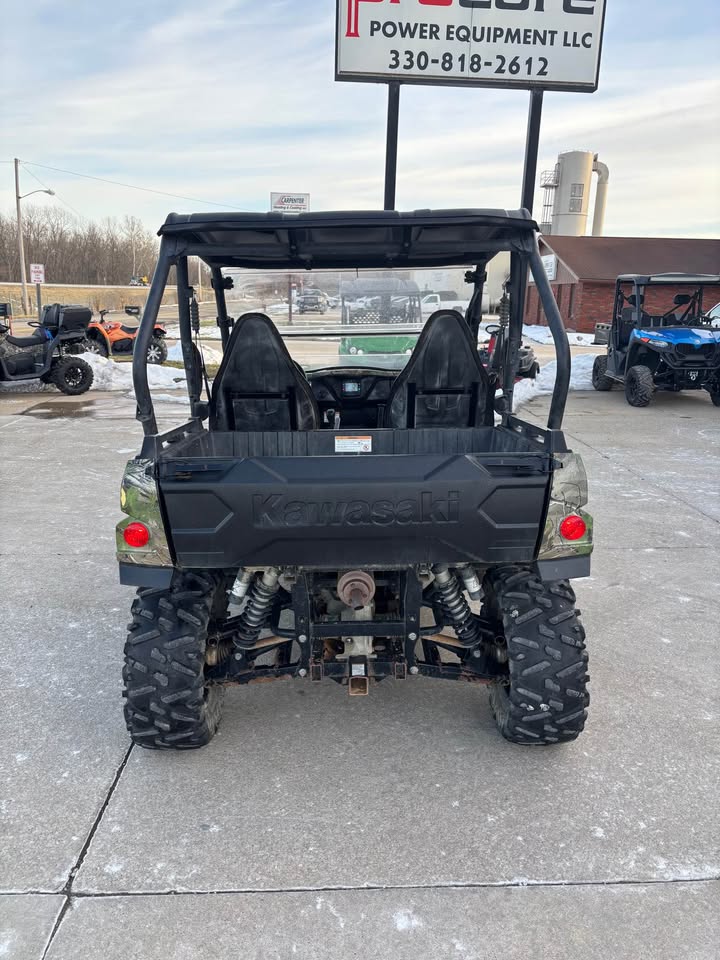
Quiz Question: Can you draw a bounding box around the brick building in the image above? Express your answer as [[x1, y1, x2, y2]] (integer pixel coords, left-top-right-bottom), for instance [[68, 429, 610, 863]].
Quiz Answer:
[[524, 237, 720, 334]]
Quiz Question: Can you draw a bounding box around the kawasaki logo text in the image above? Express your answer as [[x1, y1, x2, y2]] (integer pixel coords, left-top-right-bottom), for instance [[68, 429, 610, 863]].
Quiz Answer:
[[253, 492, 460, 527]]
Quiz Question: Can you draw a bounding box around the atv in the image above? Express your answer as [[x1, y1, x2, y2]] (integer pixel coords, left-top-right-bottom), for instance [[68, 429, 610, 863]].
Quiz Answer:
[[0, 303, 94, 395], [117, 208, 592, 750], [84, 306, 168, 364], [592, 273, 720, 407]]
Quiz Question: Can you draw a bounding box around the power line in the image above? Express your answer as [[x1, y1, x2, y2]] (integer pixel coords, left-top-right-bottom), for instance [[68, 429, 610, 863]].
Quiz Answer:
[[20, 160, 240, 209], [20, 164, 88, 222]]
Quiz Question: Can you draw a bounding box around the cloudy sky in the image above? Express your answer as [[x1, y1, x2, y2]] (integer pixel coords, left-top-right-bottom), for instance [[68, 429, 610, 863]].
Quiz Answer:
[[2, 0, 718, 237]]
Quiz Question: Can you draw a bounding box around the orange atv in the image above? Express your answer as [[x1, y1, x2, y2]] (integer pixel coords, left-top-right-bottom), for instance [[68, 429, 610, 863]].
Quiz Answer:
[[84, 306, 168, 364]]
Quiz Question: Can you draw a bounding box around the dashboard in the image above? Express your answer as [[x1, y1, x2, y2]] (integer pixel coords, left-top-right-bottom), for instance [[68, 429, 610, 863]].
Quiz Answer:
[[306, 367, 400, 428]]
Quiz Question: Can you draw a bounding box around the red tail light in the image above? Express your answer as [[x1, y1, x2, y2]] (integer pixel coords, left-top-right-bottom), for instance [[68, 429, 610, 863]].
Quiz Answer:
[[559, 514, 587, 541], [123, 522, 150, 548]]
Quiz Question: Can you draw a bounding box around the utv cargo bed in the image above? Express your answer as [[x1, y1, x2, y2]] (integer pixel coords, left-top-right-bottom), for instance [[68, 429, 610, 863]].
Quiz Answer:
[[153, 424, 556, 568]]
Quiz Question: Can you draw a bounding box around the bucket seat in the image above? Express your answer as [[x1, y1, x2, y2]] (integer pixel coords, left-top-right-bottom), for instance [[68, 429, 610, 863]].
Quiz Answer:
[[385, 310, 492, 428], [210, 312, 319, 431]]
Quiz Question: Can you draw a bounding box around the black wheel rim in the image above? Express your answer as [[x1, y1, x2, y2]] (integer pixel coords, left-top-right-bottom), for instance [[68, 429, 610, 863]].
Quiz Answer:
[[65, 365, 84, 387]]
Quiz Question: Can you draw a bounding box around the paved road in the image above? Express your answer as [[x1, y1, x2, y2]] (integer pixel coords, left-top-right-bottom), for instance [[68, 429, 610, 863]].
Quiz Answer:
[[1, 384, 718, 959]]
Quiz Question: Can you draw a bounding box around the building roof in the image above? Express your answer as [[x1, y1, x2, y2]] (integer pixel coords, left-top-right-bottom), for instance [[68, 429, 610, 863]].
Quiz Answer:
[[539, 236, 720, 282]]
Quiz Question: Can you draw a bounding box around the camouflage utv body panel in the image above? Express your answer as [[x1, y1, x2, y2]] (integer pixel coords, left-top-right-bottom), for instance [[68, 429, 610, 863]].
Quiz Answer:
[[0, 329, 52, 372], [116, 459, 173, 567], [539, 452, 593, 560]]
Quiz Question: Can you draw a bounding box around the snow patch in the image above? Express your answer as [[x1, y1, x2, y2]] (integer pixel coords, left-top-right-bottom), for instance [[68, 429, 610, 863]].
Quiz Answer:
[[393, 909, 423, 932], [166, 342, 223, 364], [315, 896, 345, 929], [522, 324, 596, 346], [513, 354, 599, 412], [77, 354, 187, 392]]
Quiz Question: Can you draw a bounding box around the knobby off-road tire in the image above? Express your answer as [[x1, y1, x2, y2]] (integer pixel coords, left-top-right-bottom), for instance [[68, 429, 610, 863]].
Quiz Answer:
[[591, 355, 614, 391], [82, 337, 108, 357], [123, 571, 228, 749], [483, 566, 589, 745], [50, 356, 94, 395], [625, 364, 654, 407], [146, 336, 168, 365]]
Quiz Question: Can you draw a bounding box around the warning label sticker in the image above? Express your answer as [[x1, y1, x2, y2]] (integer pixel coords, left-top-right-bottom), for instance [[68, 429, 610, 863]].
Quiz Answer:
[[335, 436, 373, 453]]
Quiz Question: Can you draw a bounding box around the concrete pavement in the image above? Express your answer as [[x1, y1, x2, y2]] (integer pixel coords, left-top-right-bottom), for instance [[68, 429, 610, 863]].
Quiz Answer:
[[1, 384, 718, 959]]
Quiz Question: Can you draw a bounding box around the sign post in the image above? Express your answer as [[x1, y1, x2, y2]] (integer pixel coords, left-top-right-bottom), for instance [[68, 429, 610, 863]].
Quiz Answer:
[[335, 0, 607, 210], [383, 82, 401, 210], [30, 263, 45, 320]]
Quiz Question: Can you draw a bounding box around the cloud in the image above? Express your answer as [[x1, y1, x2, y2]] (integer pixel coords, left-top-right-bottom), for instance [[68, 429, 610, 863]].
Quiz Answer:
[[1, 0, 718, 239]]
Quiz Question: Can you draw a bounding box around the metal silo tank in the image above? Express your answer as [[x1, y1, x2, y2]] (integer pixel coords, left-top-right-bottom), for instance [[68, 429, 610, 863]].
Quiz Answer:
[[551, 150, 595, 237]]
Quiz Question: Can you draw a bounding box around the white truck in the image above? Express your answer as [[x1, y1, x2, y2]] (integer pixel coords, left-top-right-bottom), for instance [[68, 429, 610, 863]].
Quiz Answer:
[[420, 290, 489, 318]]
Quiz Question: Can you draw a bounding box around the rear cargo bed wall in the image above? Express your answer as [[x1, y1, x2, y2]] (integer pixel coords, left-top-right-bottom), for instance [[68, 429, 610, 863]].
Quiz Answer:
[[157, 426, 547, 459]]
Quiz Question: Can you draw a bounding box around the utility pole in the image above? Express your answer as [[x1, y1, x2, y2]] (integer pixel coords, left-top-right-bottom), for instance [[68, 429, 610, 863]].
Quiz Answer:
[[14, 159, 29, 316]]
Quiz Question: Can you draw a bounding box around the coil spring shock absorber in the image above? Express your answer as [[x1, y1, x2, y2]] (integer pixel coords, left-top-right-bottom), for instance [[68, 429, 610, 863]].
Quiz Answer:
[[190, 295, 200, 333], [431, 564, 482, 648], [234, 567, 281, 650]]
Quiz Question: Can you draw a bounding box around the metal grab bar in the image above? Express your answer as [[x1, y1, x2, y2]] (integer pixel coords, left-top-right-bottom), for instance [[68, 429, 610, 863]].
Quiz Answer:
[[528, 243, 571, 430]]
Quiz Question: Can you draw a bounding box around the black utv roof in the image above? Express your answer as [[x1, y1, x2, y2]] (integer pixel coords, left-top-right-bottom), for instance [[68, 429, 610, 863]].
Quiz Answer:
[[617, 273, 720, 285], [158, 209, 538, 270]]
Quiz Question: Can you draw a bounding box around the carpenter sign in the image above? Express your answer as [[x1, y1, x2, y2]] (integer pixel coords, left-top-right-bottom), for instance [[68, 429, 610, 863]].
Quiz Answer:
[[30, 263, 45, 283], [336, 0, 606, 92], [271, 193, 310, 213]]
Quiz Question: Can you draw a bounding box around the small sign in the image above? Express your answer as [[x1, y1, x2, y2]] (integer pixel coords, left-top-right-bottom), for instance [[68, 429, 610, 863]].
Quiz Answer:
[[541, 254, 557, 281], [271, 193, 310, 213], [530, 254, 557, 283], [30, 263, 45, 284], [336, 0, 607, 92], [335, 435, 372, 453]]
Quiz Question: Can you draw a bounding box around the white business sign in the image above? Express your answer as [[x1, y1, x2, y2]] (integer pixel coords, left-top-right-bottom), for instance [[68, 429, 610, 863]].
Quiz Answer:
[[529, 253, 557, 282], [271, 193, 310, 213], [30, 263, 45, 283], [336, 0, 606, 92]]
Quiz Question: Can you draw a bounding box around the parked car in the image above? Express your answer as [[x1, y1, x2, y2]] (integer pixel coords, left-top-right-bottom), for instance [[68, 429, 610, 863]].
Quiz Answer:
[[420, 290, 490, 318]]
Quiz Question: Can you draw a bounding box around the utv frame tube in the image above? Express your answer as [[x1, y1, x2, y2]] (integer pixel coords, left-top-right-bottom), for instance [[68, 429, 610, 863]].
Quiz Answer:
[[176, 255, 204, 412], [133, 239, 173, 435], [211, 266, 232, 349], [528, 243, 571, 430]]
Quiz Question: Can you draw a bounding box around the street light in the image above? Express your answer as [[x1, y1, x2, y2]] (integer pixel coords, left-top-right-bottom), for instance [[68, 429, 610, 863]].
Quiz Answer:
[[14, 158, 55, 315]]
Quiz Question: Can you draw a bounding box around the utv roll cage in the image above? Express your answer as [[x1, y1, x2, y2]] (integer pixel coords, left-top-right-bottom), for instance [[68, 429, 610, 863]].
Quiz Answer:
[[132, 209, 570, 435], [614, 273, 720, 329]]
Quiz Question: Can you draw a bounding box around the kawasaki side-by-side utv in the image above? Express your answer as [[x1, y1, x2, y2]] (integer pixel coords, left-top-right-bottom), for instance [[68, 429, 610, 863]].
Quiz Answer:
[[592, 273, 720, 407], [118, 209, 592, 750]]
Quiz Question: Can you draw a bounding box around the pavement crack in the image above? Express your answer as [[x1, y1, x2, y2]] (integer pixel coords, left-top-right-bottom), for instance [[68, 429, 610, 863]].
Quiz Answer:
[[65, 875, 720, 899], [40, 743, 133, 959]]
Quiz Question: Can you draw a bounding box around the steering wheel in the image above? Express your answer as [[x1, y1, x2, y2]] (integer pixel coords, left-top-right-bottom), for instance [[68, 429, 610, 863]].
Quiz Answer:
[[485, 324, 500, 336]]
